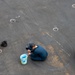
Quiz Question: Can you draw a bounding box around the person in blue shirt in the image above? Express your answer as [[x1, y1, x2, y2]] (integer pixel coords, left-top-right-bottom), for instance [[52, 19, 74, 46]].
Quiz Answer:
[[26, 43, 48, 61]]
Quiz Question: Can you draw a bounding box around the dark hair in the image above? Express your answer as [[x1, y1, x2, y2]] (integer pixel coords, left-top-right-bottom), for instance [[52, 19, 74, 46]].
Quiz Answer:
[[0, 41, 7, 47], [26, 43, 35, 50]]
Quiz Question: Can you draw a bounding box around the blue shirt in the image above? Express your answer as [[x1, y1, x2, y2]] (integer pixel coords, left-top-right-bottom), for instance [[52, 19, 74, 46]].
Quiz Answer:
[[30, 45, 48, 61]]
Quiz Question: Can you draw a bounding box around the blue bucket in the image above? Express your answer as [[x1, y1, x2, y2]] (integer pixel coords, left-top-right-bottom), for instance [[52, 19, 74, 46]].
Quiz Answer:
[[20, 54, 28, 64]]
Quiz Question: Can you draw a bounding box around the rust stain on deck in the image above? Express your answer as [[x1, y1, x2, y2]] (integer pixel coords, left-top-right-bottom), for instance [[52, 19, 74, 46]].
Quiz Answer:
[[65, 73, 70, 75], [51, 55, 64, 68], [47, 45, 54, 54]]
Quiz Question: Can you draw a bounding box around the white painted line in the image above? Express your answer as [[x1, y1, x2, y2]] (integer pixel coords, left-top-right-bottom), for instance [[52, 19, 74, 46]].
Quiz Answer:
[[61, 49, 71, 56], [46, 32, 53, 37], [19, 10, 26, 16], [44, 31, 71, 57], [56, 40, 71, 57], [56, 41, 61, 45]]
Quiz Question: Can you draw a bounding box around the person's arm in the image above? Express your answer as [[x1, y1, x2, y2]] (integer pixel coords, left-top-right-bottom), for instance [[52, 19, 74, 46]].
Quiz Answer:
[[28, 53, 31, 55], [27, 50, 31, 56]]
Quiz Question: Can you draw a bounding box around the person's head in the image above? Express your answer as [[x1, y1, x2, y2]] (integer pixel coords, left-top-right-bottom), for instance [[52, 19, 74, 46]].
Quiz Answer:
[[26, 43, 37, 51]]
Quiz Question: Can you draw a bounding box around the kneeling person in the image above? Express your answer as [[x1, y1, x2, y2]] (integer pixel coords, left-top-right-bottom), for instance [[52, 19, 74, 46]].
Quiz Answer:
[[26, 43, 48, 61]]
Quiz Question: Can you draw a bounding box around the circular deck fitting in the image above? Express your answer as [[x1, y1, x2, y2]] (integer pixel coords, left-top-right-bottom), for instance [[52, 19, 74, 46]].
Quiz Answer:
[[53, 27, 59, 31], [10, 19, 16, 23], [72, 4, 75, 8], [0, 49, 2, 53]]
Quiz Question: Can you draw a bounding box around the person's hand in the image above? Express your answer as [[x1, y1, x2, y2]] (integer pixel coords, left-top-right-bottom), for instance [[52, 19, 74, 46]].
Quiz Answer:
[[27, 50, 31, 53], [28, 53, 31, 56]]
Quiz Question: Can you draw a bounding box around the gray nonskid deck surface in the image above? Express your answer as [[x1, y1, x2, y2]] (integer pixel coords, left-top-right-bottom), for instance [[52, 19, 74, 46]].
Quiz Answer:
[[0, 0, 75, 75]]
